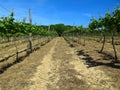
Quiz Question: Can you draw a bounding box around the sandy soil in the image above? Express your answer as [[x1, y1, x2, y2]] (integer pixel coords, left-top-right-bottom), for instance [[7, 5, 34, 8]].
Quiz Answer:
[[0, 37, 119, 90]]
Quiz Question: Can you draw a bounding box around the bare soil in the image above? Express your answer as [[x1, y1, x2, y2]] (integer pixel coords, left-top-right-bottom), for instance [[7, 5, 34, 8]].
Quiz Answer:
[[0, 37, 120, 90]]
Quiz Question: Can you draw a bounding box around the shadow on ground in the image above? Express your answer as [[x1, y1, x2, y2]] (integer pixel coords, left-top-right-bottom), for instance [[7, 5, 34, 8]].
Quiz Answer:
[[76, 50, 120, 69], [0, 47, 41, 74], [0, 54, 28, 74]]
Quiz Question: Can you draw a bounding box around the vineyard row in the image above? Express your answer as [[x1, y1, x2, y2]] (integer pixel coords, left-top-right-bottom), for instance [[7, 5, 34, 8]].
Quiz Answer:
[[0, 35, 55, 73]]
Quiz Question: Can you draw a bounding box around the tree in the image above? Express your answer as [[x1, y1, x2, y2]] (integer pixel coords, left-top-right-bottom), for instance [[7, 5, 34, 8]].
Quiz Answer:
[[54, 24, 65, 36], [104, 11, 118, 63], [112, 7, 120, 33]]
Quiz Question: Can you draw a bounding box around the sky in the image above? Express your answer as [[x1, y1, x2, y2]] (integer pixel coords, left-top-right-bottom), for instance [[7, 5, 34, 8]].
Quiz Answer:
[[0, 0, 120, 27]]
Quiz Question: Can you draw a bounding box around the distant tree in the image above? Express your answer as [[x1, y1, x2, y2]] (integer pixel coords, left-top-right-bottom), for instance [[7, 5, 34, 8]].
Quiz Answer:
[[54, 24, 65, 36]]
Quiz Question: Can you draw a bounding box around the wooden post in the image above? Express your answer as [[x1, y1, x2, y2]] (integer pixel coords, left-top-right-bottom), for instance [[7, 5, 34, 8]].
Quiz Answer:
[[27, 33, 32, 55], [48, 25, 50, 31], [23, 17, 26, 23], [26, 9, 32, 55], [83, 32, 86, 46], [13, 37, 18, 60], [29, 9, 32, 24], [38, 35, 41, 47], [78, 33, 80, 44]]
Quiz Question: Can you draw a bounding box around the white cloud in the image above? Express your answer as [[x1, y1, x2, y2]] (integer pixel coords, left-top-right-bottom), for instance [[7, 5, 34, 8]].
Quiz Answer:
[[82, 13, 92, 18], [33, 15, 64, 25]]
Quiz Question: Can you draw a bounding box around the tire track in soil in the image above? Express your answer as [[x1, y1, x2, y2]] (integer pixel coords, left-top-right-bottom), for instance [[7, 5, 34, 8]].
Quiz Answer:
[[47, 37, 90, 90], [28, 38, 58, 90]]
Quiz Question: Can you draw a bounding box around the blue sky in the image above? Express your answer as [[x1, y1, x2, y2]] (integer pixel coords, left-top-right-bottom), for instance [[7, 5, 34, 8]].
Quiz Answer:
[[0, 0, 119, 27]]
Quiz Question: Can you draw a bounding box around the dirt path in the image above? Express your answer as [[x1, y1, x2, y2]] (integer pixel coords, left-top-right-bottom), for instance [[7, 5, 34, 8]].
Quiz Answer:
[[28, 38, 58, 90], [0, 37, 115, 90], [25, 37, 114, 90]]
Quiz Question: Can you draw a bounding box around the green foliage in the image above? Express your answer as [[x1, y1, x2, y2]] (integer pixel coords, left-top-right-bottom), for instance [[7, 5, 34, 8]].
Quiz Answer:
[[0, 12, 56, 37], [1, 5, 119, 37], [89, 18, 99, 30], [53, 24, 66, 36], [113, 7, 120, 33], [88, 6, 120, 34]]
